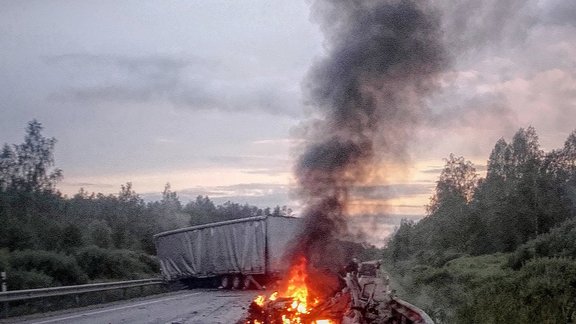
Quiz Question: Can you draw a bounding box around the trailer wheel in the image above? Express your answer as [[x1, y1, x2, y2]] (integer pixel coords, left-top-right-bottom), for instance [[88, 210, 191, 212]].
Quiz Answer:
[[232, 275, 241, 290], [219, 276, 230, 289], [243, 276, 251, 290]]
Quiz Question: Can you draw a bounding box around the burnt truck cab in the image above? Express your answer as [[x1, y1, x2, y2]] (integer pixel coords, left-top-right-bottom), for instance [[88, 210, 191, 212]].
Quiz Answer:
[[342, 260, 434, 324], [154, 215, 302, 289]]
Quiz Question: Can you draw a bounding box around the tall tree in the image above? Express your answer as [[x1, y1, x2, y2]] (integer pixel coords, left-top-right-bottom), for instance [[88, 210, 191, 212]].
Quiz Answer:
[[425, 154, 478, 251], [12, 120, 62, 192], [111, 182, 146, 249], [148, 183, 187, 233], [0, 144, 16, 191], [486, 138, 511, 181], [185, 195, 217, 225], [427, 154, 478, 215], [509, 127, 542, 240]]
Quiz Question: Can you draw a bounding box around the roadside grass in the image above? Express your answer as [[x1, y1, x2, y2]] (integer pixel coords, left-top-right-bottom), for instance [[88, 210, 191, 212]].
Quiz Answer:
[[384, 253, 576, 323]]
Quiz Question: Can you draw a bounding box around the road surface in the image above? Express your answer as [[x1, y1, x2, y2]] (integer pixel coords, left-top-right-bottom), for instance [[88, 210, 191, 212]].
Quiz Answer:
[[5, 289, 259, 324]]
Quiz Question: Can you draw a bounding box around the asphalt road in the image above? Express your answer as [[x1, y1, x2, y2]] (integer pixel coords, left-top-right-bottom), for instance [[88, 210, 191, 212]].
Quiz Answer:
[[6, 289, 260, 324]]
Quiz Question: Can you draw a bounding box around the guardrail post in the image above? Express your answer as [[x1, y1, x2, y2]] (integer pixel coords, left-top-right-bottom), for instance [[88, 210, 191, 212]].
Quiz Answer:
[[1, 271, 8, 318]]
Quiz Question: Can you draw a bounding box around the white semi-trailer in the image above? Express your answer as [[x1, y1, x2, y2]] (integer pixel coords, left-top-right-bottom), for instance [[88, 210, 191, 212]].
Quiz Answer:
[[154, 215, 301, 289]]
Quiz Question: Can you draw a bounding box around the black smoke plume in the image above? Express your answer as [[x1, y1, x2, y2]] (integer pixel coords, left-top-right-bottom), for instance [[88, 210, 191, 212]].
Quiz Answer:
[[290, 0, 449, 268]]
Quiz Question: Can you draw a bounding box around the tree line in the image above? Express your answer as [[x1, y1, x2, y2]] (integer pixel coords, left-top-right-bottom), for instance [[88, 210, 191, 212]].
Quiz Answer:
[[383, 126, 576, 322], [0, 120, 291, 289], [387, 126, 576, 260]]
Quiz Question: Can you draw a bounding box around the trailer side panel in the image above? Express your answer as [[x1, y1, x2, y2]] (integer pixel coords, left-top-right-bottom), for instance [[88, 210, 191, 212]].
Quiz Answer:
[[266, 216, 302, 274], [155, 218, 266, 280]]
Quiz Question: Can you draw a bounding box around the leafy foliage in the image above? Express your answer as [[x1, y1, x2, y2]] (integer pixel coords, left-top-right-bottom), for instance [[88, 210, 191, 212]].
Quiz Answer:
[[388, 127, 576, 259], [507, 217, 576, 269], [384, 127, 576, 323], [184, 195, 292, 226], [0, 120, 62, 192], [7, 270, 55, 290], [457, 258, 576, 323], [75, 246, 158, 280], [9, 250, 88, 285]]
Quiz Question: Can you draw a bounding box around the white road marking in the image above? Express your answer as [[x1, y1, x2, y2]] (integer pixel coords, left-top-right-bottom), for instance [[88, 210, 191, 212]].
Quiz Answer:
[[30, 292, 203, 324]]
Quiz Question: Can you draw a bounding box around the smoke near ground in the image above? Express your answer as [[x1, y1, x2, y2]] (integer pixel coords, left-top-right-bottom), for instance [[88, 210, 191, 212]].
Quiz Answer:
[[291, 0, 449, 267]]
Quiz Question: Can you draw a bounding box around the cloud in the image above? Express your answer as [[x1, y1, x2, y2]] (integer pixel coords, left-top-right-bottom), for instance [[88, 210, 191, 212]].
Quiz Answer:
[[47, 53, 303, 117], [540, 0, 576, 27], [242, 168, 292, 177], [142, 182, 293, 208], [421, 164, 487, 175], [347, 213, 425, 246], [440, 0, 536, 53], [496, 69, 576, 137], [46, 53, 192, 72], [351, 184, 434, 201], [439, 0, 576, 54], [58, 181, 117, 195], [427, 89, 516, 132], [206, 155, 290, 171], [406, 0, 576, 162]]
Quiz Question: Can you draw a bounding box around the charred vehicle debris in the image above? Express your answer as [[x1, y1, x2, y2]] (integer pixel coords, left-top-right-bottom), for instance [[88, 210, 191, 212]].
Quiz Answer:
[[245, 258, 434, 324]]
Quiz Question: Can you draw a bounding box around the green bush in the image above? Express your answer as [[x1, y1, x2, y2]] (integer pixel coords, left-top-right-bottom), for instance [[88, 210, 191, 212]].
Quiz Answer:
[[137, 253, 160, 273], [74, 246, 158, 280], [7, 270, 54, 290], [87, 220, 112, 248], [457, 257, 576, 323], [59, 223, 84, 252], [10, 250, 88, 286], [507, 218, 576, 270], [1, 223, 36, 251], [415, 249, 467, 267]]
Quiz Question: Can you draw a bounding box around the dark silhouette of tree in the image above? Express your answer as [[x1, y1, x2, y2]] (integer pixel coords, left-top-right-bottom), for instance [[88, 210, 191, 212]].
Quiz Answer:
[[1, 120, 63, 192], [427, 154, 478, 215], [88, 220, 113, 248], [271, 205, 292, 217], [425, 154, 478, 251], [60, 224, 84, 252], [387, 127, 576, 260], [386, 219, 419, 262], [161, 183, 181, 211], [0, 120, 64, 251], [486, 138, 511, 180], [471, 127, 544, 251], [185, 195, 217, 225], [0, 144, 17, 191], [147, 183, 188, 233]]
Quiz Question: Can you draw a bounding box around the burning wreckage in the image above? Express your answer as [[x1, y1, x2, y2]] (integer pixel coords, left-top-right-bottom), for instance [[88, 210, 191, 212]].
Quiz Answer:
[[154, 216, 433, 323], [244, 258, 433, 324]]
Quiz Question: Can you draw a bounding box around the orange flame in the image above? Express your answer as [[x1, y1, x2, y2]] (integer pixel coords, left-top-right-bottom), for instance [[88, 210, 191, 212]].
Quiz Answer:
[[284, 257, 309, 314], [251, 257, 334, 323], [255, 295, 265, 307], [270, 291, 278, 301]]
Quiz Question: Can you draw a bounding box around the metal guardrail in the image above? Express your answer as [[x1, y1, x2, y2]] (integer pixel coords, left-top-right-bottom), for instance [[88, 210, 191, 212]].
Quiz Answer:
[[390, 297, 435, 324], [0, 278, 164, 303]]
